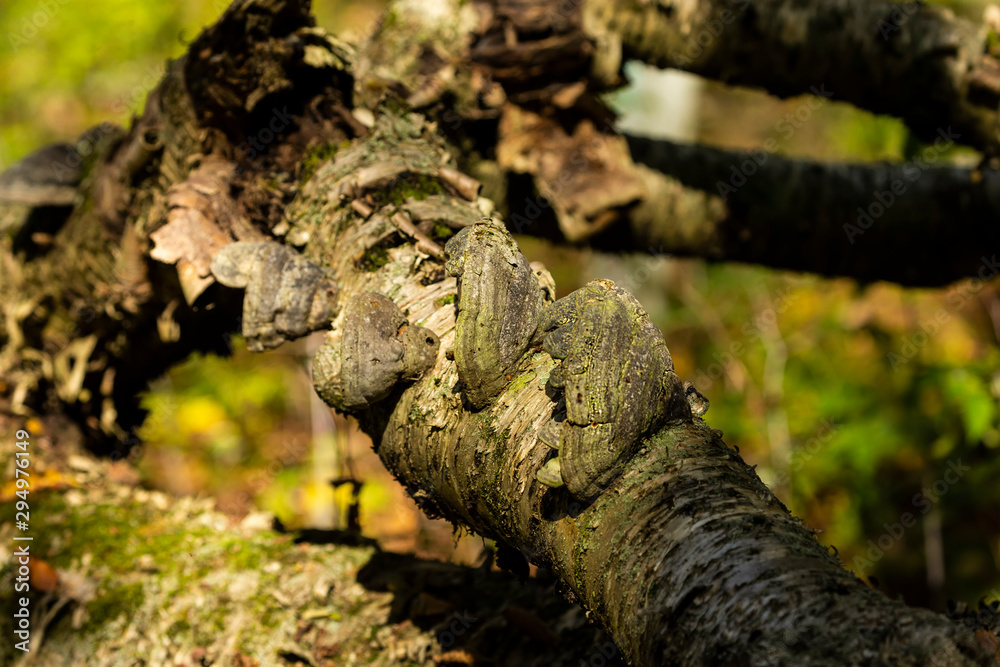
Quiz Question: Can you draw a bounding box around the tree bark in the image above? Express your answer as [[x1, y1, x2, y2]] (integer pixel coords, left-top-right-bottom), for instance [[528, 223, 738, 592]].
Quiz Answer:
[[355, 0, 1000, 286], [1, 0, 996, 665]]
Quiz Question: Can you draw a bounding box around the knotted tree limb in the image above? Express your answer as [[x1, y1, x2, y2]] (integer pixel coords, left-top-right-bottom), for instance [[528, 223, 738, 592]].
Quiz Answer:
[[0, 0, 997, 664], [246, 110, 990, 665]]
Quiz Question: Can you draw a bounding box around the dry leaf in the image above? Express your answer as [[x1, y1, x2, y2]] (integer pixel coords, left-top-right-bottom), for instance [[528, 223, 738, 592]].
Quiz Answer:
[[149, 211, 232, 304], [148, 159, 245, 304], [0, 469, 72, 502], [497, 105, 645, 241]]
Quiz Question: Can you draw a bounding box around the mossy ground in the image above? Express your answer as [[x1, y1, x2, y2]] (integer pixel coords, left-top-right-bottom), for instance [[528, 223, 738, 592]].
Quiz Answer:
[[0, 479, 388, 666], [0, 463, 624, 667]]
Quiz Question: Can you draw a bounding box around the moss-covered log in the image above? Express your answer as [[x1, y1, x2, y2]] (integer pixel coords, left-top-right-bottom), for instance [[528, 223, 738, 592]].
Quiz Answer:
[[282, 111, 992, 665]]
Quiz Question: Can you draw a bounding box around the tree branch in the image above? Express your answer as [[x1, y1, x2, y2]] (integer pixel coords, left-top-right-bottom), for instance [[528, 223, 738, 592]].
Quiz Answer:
[[363, 0, 999, 286], [583, 0, 1000, 154], [279, 120, 990, 661], [619, 133, 1000, 286]]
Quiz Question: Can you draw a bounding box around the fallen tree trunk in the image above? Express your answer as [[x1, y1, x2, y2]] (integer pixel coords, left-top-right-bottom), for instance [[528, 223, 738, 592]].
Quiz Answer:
[[0, 0, 996, 665]]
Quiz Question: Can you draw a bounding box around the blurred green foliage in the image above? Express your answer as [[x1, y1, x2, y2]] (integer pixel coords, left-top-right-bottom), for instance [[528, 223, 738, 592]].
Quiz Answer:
[[136, 344, 312, 516], [0, 0, 381, 167], [1, 0, 997, 612]]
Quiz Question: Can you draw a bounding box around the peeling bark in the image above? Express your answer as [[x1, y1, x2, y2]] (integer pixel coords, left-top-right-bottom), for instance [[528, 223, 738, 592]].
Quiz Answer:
[[0, 0, 352, 448], [277, 114, 991, 663]]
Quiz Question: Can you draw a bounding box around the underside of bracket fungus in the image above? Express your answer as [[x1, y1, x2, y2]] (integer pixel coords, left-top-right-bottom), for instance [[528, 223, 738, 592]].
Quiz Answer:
[[312, 292, 440, 412], [211, 241, 340, 352]]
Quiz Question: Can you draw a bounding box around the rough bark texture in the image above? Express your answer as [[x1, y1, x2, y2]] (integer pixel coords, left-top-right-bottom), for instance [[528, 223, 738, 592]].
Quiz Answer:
[[353, 0, 1000, 286], [0, 0, 352, 449], [1, 0, 999, 666], [278, 114, 990, 663]]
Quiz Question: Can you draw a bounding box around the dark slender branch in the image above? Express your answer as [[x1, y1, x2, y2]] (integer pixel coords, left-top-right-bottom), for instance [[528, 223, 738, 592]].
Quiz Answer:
[[616, 133, 1000, 286], [585, 0, 1000, 154]]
